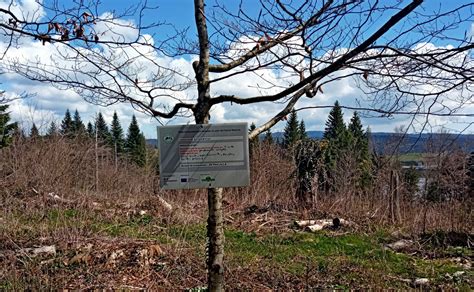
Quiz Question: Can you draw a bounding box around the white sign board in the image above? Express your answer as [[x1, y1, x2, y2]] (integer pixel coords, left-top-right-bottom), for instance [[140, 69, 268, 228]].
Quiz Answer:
[[157, 123, 250, 189]]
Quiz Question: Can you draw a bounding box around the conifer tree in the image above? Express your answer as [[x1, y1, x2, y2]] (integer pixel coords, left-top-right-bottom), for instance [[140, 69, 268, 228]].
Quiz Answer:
[[86, 121, 94, 137], [322, 101, 351, 192], [283, 109, 300, 149], [350, 113, 370, 158], [60, 109, 73, 136], [348, 111, 364, 140], [263, 129, 274, 144], [365, 126, 372, 152], [110, 111, 125, 153], [95, 112, 110, 142], [248, 122, 258, 152], [0, 104, 17, 148], [348, 111, 372, 188], [137, 133, 147, 166], [322, 101, 351, 170], [323, 101, 346, 141], [47, 121, 58, 137], [30, 123, 39, 138], [299, 120, 308, 141], [72, 109, 86, 135], [12, 125, 25, 141], [126, 115, 146, 166]]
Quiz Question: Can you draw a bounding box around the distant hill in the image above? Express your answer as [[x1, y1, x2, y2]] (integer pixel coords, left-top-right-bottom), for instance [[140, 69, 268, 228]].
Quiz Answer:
[[147, 131, 474, 154], [263, 131, 474, 153]]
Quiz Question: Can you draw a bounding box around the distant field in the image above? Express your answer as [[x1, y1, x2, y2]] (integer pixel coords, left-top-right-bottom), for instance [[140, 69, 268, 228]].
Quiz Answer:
[[398, 153, 424, 162]]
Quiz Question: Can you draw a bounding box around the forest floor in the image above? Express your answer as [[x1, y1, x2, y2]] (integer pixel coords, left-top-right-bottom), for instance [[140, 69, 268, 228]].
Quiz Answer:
[[1, 190, 472, 290]]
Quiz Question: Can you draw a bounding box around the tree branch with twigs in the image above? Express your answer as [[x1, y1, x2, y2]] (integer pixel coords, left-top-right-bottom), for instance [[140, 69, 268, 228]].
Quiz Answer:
[[0, 0, 473, 289]]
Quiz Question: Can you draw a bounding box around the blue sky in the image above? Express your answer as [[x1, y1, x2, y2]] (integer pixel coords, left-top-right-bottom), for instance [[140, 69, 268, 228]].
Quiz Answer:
[[1, 0, 473, 138]]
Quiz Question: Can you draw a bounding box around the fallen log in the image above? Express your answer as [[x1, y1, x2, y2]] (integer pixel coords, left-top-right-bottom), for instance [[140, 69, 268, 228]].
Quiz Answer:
[[46, 192, 73, 203], [19, 245, 56, 257], [305, 220, 333, 232], [294, 220, 319, 227], [295, 218, 354, 232], [156, 195, 173, 212]]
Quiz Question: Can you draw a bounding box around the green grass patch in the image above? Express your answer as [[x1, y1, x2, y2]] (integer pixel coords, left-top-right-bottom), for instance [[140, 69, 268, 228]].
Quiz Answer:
[[398, 152, 423, 162], [223, 229, 467, 286]]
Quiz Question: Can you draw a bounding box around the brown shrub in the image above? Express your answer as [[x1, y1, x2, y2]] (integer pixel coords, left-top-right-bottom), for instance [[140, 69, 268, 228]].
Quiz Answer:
[[0, 136, 471, 234], [0, 135, 154, 198]]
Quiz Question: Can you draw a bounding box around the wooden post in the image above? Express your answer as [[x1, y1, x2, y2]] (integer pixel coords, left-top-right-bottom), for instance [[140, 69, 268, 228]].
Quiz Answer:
[[389, 169, 401, 223], [394, 171, 401, 222]]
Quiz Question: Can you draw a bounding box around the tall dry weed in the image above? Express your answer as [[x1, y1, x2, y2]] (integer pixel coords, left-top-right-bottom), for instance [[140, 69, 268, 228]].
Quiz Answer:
[[0, 136, 471, 234]]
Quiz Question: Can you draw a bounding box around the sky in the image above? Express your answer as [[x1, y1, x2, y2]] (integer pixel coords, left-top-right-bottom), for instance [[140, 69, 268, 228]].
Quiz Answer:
[[0, 0, 473, 138]]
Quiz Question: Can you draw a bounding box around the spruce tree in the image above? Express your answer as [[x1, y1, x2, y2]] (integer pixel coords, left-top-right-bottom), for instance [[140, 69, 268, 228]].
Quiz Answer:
[[12, 125, 25, 141], [322, 101, 351, 168], [348, 111, 368, 159], [47, 121, 58, 137], [248, 122, 258, 152], [263, 129, 274, 144], [110, 111, 125, 153], [348, 112, 364, 141], [137, 133, 147, 166], [86, 121, 94, 137], [348, 111, 372, 188], [322, 101, 350, 193], [95, 112, 110, 142], [60, 109, 73, 136], [365, 126, 372, 152], [30, 123, 39, 138], [0, 104, 17, 148], [323, 101, 346, 141], [299, 120, 308, 140], [72, 109, 86, 135], [126, 115, 146, 166], [283, 109, 300, 149]]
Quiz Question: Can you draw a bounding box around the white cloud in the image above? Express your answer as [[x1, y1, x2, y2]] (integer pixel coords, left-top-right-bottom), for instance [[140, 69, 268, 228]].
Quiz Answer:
[[0, 4, 472, 137], [93, 12, 139, 43], [0, 0, 45, 22]]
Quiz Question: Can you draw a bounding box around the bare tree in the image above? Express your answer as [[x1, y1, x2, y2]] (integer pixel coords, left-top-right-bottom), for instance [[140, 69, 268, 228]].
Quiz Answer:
[[1, 0, 473, 290], [423, 129, 470, 201]]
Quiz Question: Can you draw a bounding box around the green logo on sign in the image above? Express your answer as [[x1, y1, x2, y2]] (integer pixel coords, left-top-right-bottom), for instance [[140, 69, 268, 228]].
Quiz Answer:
[[201, 175, 215, 182], [163, 135, 174, 143]]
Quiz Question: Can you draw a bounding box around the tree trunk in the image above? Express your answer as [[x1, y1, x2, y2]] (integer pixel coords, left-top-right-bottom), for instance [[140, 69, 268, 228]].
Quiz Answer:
[[207, 187, 224, 291], [194, 1, 224, 289]]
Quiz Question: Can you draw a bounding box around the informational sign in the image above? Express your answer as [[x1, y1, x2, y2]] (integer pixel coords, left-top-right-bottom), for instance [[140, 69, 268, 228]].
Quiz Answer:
[[157, 123, 250, 189]]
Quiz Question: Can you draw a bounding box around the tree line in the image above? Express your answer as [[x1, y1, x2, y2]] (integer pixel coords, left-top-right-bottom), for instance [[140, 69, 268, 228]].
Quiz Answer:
[[0, 105, 147, 167], [253, 101, 473, 205], [3, 102, 472, 201]]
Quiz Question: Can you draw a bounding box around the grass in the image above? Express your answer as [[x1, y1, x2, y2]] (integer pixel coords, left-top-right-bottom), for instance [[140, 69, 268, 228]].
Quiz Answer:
[[398, 152, 424, 162], [1, 202, 472, 289], [224, 229, 465, 282]]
